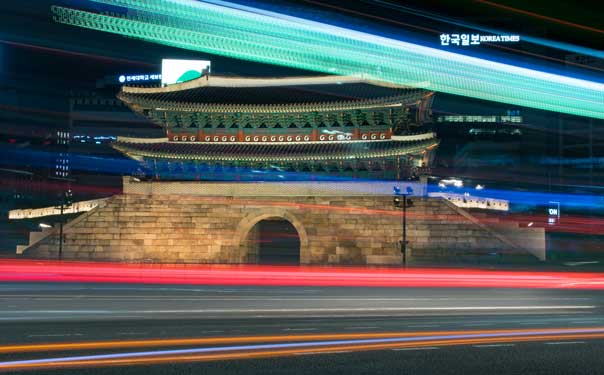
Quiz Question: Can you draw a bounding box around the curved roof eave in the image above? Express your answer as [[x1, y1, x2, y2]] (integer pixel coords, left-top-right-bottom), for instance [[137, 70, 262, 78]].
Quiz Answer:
[[120, 75, 416, 95], [111, 138, 440, 163]]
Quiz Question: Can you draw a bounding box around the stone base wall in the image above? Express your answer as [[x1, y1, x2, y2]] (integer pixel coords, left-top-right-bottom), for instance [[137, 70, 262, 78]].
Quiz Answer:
[[21, 193, 542, 265]]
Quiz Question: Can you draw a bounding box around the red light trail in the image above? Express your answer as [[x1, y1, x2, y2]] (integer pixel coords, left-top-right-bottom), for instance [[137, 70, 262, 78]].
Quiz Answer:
[[475, 0, 604, 34], [0, 40, 156, 67], [0, 260, 602, 289]]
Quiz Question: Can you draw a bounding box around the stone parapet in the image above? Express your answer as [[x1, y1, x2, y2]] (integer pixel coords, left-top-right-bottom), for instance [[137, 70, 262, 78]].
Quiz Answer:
[[123, 177, 428, 197]]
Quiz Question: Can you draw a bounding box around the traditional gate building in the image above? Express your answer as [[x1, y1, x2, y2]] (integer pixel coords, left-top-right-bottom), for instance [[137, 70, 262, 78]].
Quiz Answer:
[[113, 75, 438, 180], [16, 74, 545, 264]]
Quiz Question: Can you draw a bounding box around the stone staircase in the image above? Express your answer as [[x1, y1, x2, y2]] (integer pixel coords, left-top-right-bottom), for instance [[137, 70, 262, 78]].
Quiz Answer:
[[16, 227, 55, 255], [405, 198, 545, 264]]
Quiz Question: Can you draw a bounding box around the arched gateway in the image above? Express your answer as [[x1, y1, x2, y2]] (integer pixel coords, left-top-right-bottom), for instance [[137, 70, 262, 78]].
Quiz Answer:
[[236, 209, 309, 264], [245, 219, 300, 264]]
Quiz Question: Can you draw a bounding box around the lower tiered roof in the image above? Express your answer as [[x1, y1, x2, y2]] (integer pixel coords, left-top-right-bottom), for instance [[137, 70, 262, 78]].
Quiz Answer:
[[113, 137, 438, 163]]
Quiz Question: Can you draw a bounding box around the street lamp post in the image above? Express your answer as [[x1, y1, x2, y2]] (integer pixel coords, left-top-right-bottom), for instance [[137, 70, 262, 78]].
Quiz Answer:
[[59, 195, 64, 260], [393, 186, 413, 266], [56, 188, 72, 260]]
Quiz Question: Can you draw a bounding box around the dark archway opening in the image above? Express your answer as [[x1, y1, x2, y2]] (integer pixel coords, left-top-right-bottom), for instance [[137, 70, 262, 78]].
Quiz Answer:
[[247, 218, 300, 265]]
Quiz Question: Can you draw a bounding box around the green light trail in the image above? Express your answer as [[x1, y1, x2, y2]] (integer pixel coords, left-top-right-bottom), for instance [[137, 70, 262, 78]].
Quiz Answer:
[[51, 0, 604, 119]]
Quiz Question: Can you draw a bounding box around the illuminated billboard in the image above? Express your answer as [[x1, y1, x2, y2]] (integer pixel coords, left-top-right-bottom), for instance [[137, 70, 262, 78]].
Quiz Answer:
[[161, 59, 211, 85]]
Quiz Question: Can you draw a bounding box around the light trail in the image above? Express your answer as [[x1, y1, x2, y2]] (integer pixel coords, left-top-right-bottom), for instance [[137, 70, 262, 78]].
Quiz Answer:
[[1, 260, 603, 289], [481, 213, 604, 236], [306, 0, 604, 65], [301, 0, 439, 34], [475, 0, 604, 34], [1, 328, 604, 371], [0, 327, 601, 354], [369, 0, 604, 61], [0, 39, 156, 67], [51, 0, 604, 119]]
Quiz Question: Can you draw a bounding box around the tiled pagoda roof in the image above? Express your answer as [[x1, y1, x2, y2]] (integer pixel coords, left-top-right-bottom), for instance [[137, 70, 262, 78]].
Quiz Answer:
[[118, 75, 428, 113], [113, 137, 438, 163]]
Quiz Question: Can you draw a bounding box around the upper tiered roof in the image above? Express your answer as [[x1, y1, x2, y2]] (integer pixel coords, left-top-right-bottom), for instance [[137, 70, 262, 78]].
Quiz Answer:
[[118, 75, 429, 113]]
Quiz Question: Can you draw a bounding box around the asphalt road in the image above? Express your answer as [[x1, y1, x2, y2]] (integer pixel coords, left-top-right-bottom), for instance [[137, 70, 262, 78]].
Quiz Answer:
[[22, 340, 604, 375], [1, 283, 604, 374]]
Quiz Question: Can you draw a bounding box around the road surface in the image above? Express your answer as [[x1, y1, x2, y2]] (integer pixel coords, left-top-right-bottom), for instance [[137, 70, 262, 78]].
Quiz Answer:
[[0, 282, 603, 374]]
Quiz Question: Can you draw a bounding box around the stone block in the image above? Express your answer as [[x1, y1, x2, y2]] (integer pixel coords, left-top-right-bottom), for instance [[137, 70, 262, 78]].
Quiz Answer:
[[366, 255, 402, 265]]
